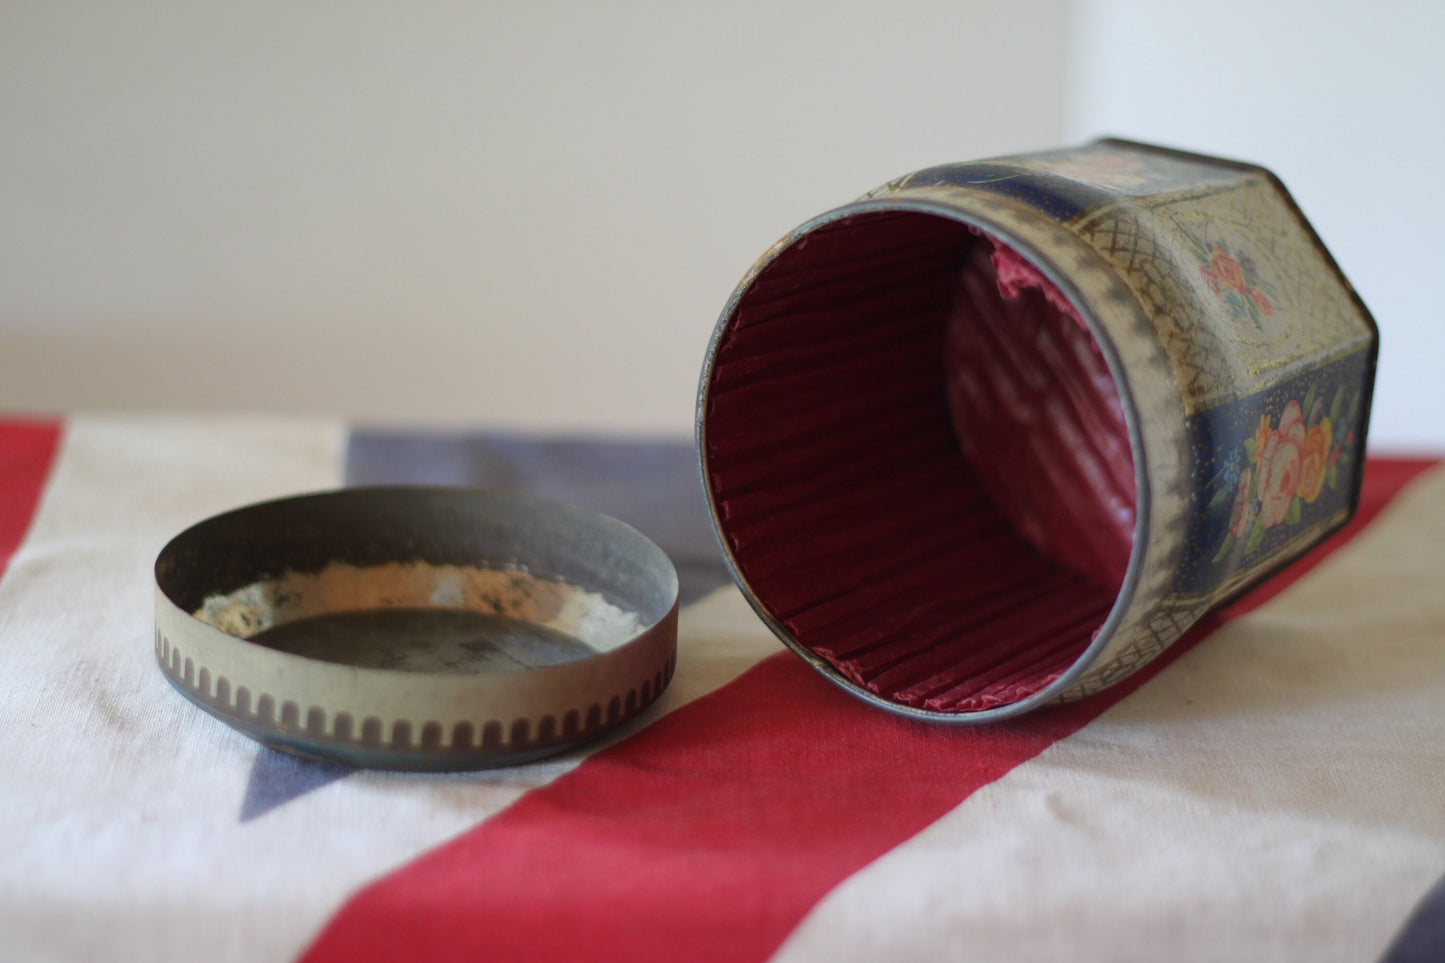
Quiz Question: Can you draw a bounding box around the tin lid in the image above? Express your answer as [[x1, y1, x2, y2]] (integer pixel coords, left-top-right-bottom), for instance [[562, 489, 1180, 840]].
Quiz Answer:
[[154, 487, 679, 770]]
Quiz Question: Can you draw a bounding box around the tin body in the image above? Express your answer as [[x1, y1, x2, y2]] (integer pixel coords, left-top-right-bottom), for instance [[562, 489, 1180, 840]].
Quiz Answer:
[[697, 139, 1376, 720]]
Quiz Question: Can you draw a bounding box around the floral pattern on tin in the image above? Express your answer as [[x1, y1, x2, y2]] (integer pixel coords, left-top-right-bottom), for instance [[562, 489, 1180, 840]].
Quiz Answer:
[[1209, 384, 1359, 566], [1017, 149, 1150, 187], [1185, 231, 1279, 331]]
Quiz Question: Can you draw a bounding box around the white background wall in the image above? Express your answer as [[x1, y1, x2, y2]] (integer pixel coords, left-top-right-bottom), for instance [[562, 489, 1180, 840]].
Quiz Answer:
[[1, 0, 1439, 449], [0, 0, 1069, 435], [1068, 0, 1444, 451]]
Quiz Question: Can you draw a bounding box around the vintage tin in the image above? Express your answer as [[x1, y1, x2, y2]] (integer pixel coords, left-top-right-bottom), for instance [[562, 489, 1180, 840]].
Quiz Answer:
[[155, 488, 679, 769], [697, 138, 1377, 721]]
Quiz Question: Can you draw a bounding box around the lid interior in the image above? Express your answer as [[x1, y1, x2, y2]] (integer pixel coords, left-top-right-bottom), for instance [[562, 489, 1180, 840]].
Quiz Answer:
[[157, 487, 678, 674]]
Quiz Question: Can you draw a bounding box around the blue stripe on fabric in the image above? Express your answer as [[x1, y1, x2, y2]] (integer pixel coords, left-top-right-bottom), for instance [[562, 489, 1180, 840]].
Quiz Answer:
[[345, 429, 732, 606], [239, 430, 736, 819], [240, 748, 352, 822], [1380, 873, 1445, 963]]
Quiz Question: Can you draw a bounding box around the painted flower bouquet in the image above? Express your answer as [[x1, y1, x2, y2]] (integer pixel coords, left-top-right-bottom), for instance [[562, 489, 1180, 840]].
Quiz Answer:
[[1187, 233, 1278, 331], [1212, 384, 1358, 565]]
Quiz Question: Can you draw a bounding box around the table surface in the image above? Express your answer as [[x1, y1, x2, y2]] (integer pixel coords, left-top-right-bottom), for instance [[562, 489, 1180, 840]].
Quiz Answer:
[[2, 413, 1442, 963]]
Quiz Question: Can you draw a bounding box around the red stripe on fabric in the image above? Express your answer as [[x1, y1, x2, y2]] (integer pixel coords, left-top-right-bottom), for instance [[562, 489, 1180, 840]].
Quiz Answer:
[[0, 419, 62, 579], [301, 457, 1439, 963]]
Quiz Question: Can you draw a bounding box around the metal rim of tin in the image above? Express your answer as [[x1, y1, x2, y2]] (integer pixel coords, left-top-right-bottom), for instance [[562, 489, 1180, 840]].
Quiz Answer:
[[696, 195, 1159, 724], [154, 487, 679, 770]]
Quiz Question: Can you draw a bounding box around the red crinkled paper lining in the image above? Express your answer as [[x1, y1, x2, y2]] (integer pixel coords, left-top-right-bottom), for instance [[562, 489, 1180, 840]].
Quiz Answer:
[[703, 211, 1135, 712]]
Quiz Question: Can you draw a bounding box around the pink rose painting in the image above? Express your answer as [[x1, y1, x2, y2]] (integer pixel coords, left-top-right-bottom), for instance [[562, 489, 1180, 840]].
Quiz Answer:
[[1186, 231, 1279, 330], [1258, 428, 1301, 528], [1210, 385, 1358, 567]]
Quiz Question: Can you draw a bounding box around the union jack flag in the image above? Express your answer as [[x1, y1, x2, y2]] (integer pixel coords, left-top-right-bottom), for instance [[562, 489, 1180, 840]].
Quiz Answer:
[[2, 415, 1441, 962]]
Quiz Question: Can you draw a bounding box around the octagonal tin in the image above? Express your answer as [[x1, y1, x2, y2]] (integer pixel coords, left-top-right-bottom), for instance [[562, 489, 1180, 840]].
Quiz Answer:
[[697, 138, 1377, 721]]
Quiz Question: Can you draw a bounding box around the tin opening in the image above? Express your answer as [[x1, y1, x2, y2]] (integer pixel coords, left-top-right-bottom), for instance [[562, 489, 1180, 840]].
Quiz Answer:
[[701, 211, 1137, 713]]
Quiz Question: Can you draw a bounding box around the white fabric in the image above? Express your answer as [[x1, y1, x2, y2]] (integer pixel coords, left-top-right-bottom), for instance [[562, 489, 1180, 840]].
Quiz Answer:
[[775, 464, 1445, 963], [4, 414, 1441, 962], [0, 414, 780, 962]]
